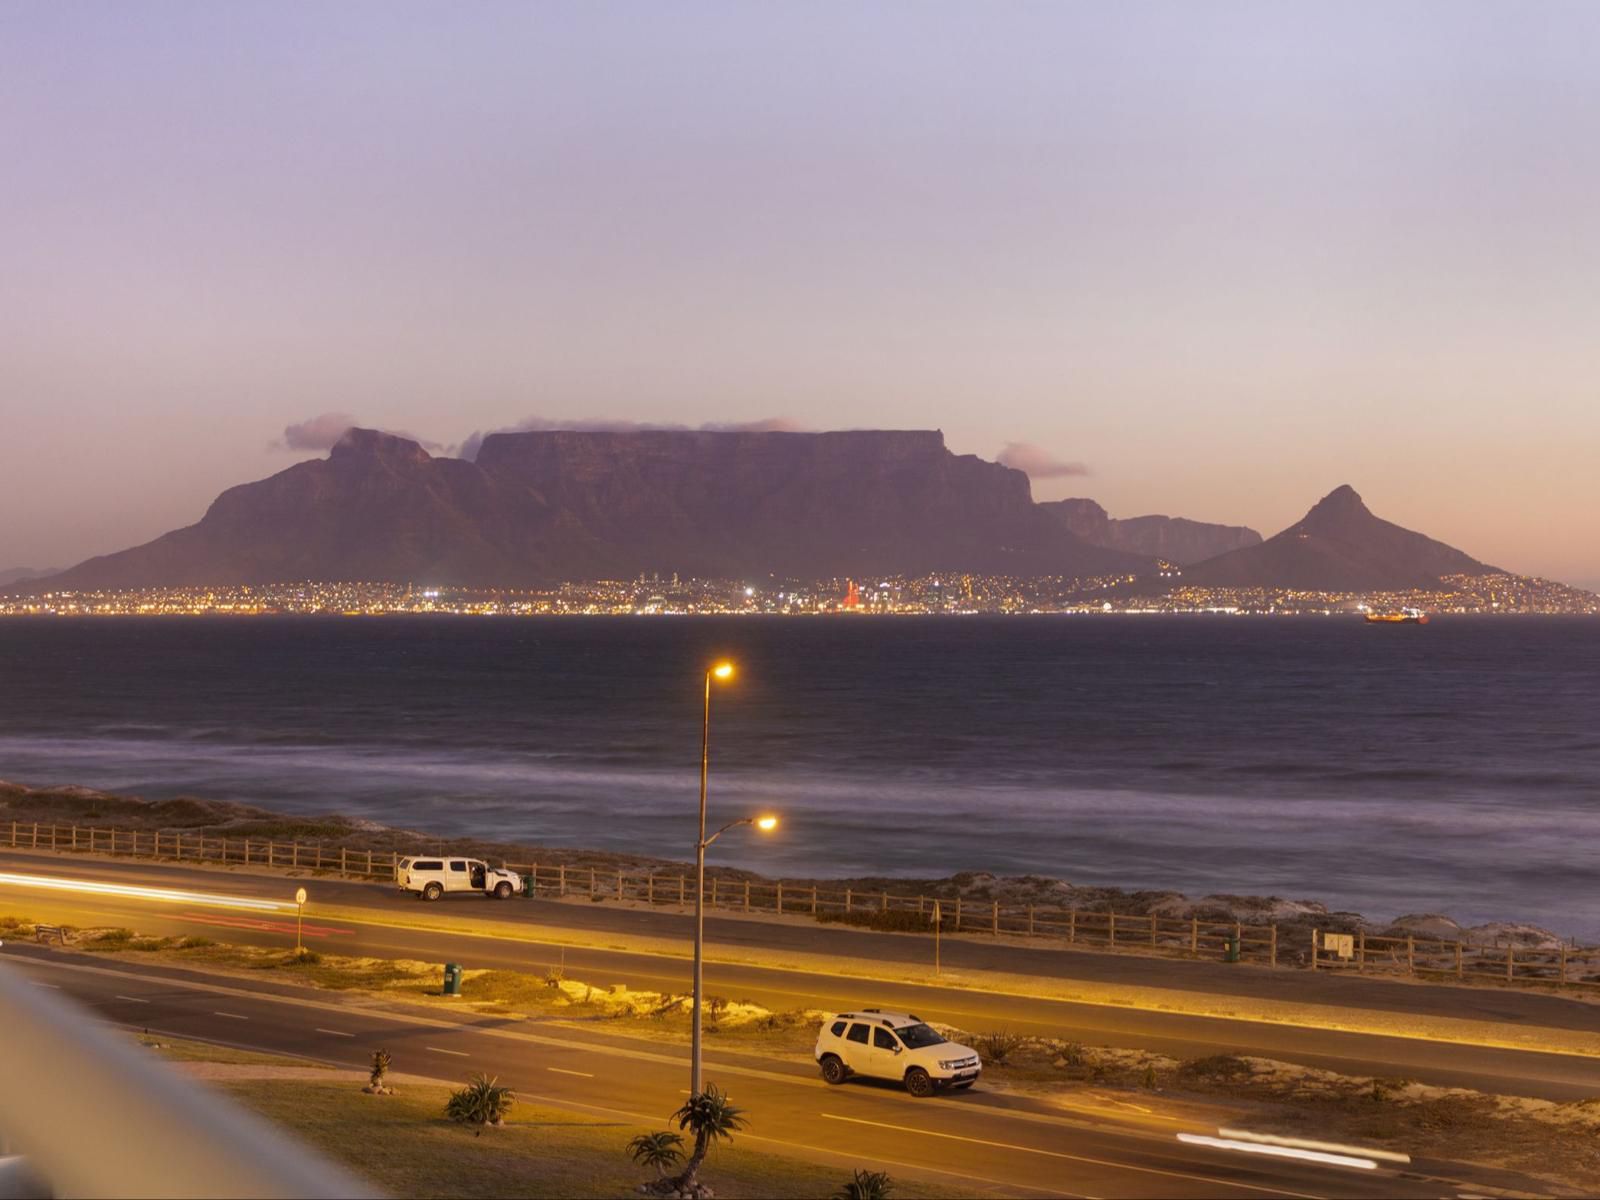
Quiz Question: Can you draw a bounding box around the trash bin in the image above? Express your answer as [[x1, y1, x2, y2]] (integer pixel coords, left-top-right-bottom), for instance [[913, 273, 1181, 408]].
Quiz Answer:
[[522, 873, 535, 898], [1224, 934, 1241, 963], [442, 962, 464, 996]]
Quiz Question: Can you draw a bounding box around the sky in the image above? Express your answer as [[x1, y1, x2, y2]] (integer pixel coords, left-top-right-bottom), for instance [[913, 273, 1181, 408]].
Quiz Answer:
[[3, 2, 1598, 588]]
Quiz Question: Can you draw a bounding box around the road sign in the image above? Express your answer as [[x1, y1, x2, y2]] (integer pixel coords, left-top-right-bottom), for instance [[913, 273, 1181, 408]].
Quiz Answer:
[[1323, 932, 1354, 959]]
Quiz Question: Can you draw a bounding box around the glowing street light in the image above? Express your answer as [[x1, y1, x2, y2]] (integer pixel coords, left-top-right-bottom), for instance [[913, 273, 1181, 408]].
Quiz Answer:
[[690, 658, 779, 1095]]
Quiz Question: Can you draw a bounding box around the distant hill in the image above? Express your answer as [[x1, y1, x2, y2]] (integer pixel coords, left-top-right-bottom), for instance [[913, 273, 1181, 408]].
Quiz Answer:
[[14, 428, 1150, 590], [1040, 499, 1260, 565], [0, 566, 60, 587], [1179, 485, 1499, 590]]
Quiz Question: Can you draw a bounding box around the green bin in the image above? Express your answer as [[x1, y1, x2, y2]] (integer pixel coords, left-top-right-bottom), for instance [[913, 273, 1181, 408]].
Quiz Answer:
[[443, 962, 464, 996], [1224, 934, 1241, 963], [522, 873, 535, 898]]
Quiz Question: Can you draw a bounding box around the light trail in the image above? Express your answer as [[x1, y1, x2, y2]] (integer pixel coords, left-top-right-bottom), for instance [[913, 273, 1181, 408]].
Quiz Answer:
[[0, 870, 287, 913], [1216, 1127, 1410, 1164], [1178, 1132, 1379, 1170]]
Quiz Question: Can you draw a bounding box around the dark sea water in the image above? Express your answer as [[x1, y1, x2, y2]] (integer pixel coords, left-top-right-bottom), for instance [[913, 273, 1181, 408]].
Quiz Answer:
[[1, 617, 1597, 936]]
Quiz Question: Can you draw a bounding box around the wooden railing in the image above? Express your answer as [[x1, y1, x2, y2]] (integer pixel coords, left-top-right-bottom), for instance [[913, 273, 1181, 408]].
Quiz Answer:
[[7, 819, 1596, 990]]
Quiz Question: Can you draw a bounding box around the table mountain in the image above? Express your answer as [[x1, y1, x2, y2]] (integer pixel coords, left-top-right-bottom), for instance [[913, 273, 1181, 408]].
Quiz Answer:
[[18, 428, 1147, 589], [1179, 485, 1499, 590], [1040, 499, 1261, 565]]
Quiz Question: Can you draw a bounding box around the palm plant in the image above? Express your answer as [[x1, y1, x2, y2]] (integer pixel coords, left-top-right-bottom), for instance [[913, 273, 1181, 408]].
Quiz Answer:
[[834, 1169, 895, 1200], [627, 1130, 684, 1178], [365, 1048, 393, 1094], [668, 1083, 747, 1190], [445, 1073, 515, 1128]]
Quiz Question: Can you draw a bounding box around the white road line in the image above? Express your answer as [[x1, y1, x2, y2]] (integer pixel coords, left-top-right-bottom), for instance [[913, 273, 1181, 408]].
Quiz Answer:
[[314, 1027, 355, 1038], [213, 1011, 249, 1020], [114, 994, 150, 1004], [546, 1067, 594, 1078], [426, 1045, 469, 1057], [30, 981, 61, 989], [818, 1114, 1325, 1200]]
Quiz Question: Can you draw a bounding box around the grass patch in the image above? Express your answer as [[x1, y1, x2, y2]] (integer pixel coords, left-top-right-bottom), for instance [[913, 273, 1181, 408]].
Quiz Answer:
[[140, 1034, 337, 1067], [814, 908, 933, 934]]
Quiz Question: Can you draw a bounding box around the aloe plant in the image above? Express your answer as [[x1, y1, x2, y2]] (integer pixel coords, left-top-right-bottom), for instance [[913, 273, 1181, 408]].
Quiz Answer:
[[627, 1130, 684, 1177], [445, 1074, 515, 1128]]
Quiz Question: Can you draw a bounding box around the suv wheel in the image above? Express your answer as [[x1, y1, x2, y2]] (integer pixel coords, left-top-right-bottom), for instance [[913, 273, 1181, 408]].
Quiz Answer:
[[819, 1055, 847, 1085], [904, 1068, 934, 1098], [423, 882, 444, 902], [494, 881, 514, 899]]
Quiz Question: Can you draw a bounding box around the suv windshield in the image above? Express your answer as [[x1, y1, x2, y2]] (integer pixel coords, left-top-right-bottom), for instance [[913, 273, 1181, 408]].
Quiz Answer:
[[895, 1023, 946, 1049]]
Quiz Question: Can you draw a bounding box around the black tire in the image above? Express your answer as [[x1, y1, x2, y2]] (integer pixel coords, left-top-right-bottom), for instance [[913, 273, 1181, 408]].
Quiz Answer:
[[494, 881, 514, 899], [819, 1055, 847, 1085], [423, 882, 444, 902], [904, 1068, 934, 1098]]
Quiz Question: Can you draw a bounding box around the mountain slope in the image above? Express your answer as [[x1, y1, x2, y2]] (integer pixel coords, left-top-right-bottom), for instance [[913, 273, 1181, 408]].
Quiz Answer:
[[19, 428, 1147, 589], [1040, 499, 1260, 565], [1179, 485, 1499, 590]]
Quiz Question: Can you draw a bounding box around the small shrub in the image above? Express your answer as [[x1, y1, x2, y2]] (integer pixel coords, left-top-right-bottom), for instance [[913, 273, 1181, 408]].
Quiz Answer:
[[1056, 1040, 1086, 1068], [815, 909, 932, 934], [626, 1130, 684, 1177], [446, 1074, 515, 1129], [544, 964, 565, 988], [834, 1168, 895, 1200], [177, 935, 216, 949], [1178, 1054, 1251, 1081], [1141, 1064, 1158, 1090], [89, 927, 134, 946], [975, 1029, 1024, 1066], [365, 1048, 394, 1094], [289, 949, 323, 966], [705, 995, 729, 1030], [0, 915, 32, 931]]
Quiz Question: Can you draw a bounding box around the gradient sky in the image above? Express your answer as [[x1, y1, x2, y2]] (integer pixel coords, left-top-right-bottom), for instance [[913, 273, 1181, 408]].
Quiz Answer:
[[4, 2, 1598, 587]]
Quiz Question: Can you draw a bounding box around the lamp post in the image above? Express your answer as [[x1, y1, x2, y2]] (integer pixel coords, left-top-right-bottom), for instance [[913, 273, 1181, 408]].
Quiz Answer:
[[690, 658, 779, 1095], [293, 887, 307, 957]]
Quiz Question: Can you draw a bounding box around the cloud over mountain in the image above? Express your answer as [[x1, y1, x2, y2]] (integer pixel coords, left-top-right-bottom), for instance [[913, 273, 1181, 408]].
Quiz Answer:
[[454, 416, 806, 460], [995, 442, 1089, 479], [276, 412, 358, 452]]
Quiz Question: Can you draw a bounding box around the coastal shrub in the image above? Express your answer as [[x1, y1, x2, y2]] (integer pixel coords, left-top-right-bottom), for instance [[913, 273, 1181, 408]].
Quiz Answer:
[[177, 935, 216, 949], [834, 1168, 895, 1199], [626, 1130, 684, 1178], [704, 995, 729, 1030], [289, 948, 323, 965], [1178, 1054, 1251, 1081], [814, 909, 932, 934], [1056, 1040, 1086, 1068], [974, 1029, 1024, 1065], [0, 915, 33, 931], [445, 1074, 515, 1129], [89, 927, 135, 946]]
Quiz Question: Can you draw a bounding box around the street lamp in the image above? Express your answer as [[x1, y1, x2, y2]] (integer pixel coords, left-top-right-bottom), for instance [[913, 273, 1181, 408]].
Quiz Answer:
[[690, 811, 778, 1095], [691, 658, 777, 1095]]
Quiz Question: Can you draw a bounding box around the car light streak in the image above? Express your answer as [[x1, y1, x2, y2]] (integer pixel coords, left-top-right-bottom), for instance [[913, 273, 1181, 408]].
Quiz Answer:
[[1178, 1132, 1379, 1170], [1216, 1127, 1410, 1164], [0, 871, 287, 912]]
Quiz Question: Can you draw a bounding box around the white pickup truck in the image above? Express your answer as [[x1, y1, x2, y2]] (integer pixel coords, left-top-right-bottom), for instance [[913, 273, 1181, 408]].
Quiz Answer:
[[395, 856, 523, 901]]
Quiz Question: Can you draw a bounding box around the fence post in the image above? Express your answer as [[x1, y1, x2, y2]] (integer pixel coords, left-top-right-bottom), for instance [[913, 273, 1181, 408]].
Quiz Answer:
[[1310, 927, 1318, 970], [992, 901, 1000, 936], [1270, 924, 1278, 968], [1506, 944, 1514, 982], [1192, 916, 1200, 955], [1028, 905, 1035, 936], [811, 885, 817, 915], [267, 842, 274, 869], [1150, 915, 1158, 947], [712, 878, 719, 908], [558, 865, 566, 897], [1559, 943, 1568, 986], [71, 824, 78, 850], [33, 822, 39, 849], [340, 847, 347, 876], [1456, 941, 1463, 979], [776, 882, 783, 914], [366, 850, 373, 877], [1069, 907, 1077, 944], [292, 842, 298, 869], [617, 870, 625, 902], [1406, 935, 1415, 975], [1109, 912, 1117, 947], [9, 820, 15, 847], [590, 867, 597, 898], [845, 887, 852, 913], [647, 874, 654, 905], [679, 875, 686, 910], [954, 897, 962, 931], [221, 837, 227, 863], [881, 891, 888, 913], [745, 881, 751, 913], [1357, 929, 1366, 973]]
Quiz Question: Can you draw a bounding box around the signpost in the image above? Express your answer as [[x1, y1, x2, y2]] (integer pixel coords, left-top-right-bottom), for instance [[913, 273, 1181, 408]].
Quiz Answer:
[[930, 900, 942, 977], [294, 887, 307, 957]]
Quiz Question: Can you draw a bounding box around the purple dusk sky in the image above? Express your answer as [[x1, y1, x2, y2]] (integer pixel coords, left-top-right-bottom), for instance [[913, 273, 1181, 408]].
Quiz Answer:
[[3, 2, 1598, 587]]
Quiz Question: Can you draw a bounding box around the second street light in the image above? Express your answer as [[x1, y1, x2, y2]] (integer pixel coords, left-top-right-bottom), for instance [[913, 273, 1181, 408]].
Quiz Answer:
[[691, 659, 777, 1096]]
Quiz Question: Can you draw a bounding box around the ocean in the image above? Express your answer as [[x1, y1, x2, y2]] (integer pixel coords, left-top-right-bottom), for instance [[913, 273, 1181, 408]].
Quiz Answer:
[[0, 616, 1596, 936]]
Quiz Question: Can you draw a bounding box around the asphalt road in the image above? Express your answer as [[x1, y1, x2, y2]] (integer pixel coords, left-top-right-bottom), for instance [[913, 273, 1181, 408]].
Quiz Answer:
[[2, 850, 1596, 1104], [0, 945, 1523, 1200]]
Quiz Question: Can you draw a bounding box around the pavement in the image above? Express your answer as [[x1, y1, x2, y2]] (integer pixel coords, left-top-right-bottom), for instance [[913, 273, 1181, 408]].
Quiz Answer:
[[0, 945, 1552, 1200]]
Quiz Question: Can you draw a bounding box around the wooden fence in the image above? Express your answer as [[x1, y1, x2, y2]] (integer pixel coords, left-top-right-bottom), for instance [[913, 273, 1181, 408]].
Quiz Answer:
[[8, 819, 1597, 990]]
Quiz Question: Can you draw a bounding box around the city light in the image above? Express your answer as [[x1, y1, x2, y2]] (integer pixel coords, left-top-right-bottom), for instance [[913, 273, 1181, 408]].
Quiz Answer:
[[755, 815, 779, 832], [712, 662, 734, 679]]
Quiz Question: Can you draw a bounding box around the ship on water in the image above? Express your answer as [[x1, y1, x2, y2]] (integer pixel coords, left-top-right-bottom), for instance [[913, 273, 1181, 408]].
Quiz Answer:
[[1363, 606, 1429, 624]]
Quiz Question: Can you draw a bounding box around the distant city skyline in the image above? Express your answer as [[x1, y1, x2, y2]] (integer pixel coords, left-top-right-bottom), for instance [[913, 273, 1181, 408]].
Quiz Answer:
[[4, 2, 1599, 589]]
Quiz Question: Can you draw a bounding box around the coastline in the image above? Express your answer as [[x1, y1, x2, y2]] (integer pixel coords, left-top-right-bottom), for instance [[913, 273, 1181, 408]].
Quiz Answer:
[[1, 778, 1573, 951]]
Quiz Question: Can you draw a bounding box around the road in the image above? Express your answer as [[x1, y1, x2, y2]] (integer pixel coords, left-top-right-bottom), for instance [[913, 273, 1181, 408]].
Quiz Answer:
[[0, 944, 1530, 1200], [2, 849, 1596, 1103]]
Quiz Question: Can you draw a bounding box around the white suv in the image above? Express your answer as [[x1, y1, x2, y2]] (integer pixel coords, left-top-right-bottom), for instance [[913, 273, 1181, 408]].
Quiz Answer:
[[395, 856, 523, 901], [814, 1010, 981, 1097]]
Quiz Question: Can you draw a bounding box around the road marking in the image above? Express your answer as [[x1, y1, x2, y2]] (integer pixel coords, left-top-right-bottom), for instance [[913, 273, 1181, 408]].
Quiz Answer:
[[819, 1113, 1324, 1199], [426, 1045, 469, 1057], [213, 1011, 249, 1020], [315, 1027, 355, 1038], [546, 1066, 594, 1078], [30, 981, 61, 989], [114, 994, 150, 1004]]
